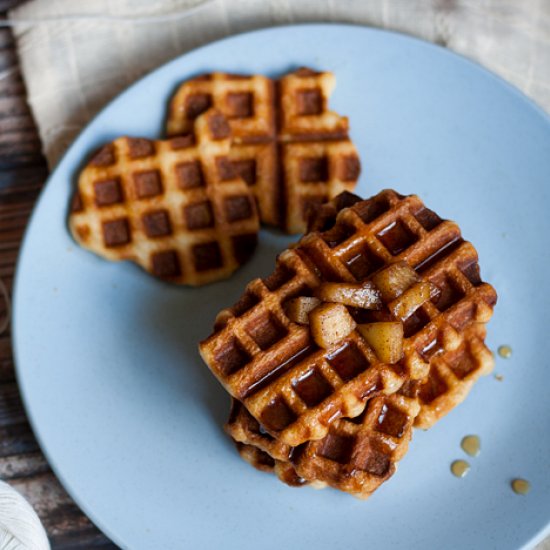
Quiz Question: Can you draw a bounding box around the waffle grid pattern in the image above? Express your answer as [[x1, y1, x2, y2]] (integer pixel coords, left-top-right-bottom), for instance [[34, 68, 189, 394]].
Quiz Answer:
[[70, 109, 260, 286], [200, 189, 497, 448], [228, 392, 420, 499], [166, 68, 360, 232]]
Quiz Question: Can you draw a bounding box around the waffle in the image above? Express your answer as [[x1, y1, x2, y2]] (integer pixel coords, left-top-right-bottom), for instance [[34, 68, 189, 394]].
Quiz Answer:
[[69, 109, 260, 286], [305, 190, 497, 428], [400, 322, 493, 428], [234, 442, 315, 488], [199, 189, 497, 446], [227, 392, 419, 499], [166, 69, 360, 233]]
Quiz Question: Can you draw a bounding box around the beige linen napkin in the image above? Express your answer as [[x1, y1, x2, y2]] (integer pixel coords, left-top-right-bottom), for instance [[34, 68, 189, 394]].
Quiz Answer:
[[8, 0, 550, 168]]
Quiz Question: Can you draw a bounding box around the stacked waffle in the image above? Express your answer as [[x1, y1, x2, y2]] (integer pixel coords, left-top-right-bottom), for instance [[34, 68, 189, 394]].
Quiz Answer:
[[200, 189, 497, 498], [69, 68, 360, 285]]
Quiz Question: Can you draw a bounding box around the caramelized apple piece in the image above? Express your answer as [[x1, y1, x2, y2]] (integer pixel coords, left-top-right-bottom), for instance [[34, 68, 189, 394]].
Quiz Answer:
[[389, 282, 437, 320], [314, 282, 382, 309], [309, 303, 357, 349], [371, 261, 419, 302], [357, 322, 404, 363], [285, 296, 321, 325]]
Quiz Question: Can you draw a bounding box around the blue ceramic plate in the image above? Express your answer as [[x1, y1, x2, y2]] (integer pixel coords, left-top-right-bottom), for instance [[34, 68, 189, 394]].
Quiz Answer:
[[13, 24, 550, 550]]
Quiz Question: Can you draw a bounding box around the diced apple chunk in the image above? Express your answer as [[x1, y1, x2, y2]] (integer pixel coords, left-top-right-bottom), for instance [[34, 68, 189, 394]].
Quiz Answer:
[[285, 296, 321, 325], [314, 282, 382, 309], [357, 322, 404, 363], [389, 282, 436, 320], [371, 261, 419, 302], [309, 303, 357, 349]]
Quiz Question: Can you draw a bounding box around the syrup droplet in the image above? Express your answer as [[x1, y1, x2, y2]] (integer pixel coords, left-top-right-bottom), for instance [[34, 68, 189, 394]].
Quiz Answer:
[[451, 460, 470, 478], [511, 478, 531, 495], [494, 374, 504, 381], [498, 345, 512, 359], [461, 435, 481, 457]]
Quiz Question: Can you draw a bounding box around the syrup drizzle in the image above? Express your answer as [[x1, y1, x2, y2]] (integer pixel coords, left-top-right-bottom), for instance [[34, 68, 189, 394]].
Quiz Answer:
[[498, 345, 512, 359], [461, 435, 481, 457], [451, 460, 470, 478], [511, 478, 531, 495], [451, 460, 470, 477]]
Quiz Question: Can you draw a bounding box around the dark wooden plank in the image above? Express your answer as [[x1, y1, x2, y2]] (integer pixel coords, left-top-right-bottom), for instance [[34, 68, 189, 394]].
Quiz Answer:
[[13, 473, 120, 548], [0, 450, 49, 479], [0, 381, 27, 426], [0, 4, 119, 547], [0, 421, 39, 456], [0, 335, 15, 383], [0, 1, 26, 13]]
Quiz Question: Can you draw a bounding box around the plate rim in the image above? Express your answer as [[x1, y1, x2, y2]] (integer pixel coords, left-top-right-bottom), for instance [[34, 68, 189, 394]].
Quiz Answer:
[[11, 22, 550, 550]]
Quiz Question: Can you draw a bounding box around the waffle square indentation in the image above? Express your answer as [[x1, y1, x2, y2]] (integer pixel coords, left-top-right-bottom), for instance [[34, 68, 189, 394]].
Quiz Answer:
[[414, 207, 442, 231], [339, 155, 360, 181], [151, 250, 181, 278], [319, 433, 354, 464], [94, 178, 123, 207], [344, 247, 384, 281], [360, 447, 391, 476], [327, 342, 370, 382], [433, 276, 466, 312], [232, 159, 256, 186], [402, 307, 431, 337], [208, 112, 231, 139], [127, 138, 155, 159], [170, 135, 195, 150], [446, 347, 477, 379], [102, 218, 130, 247], [185, 93, 212, 119], [246, 312, 288, 350], [418, 368, 448, 403], [142, 210, 172, 238], [232, 291, 261, 317], [226, 92, 253, 118], [176, 161, 204, 189], [134, 170, 162, 199], [377, 220, 418, 256], [459, 259, 482, 286], [375, 404, 407, 438], [297, 89, 322, 115], [217, 157, 235, 181], [355, 195, 391, 224], [262, 264, 294, 291], [299, 156, 329, 183], [90, 144, 115, 167], [260, 398, 297, 432], [215, 337, 250, 376], [184, 201, 214, 230], [193, 242, 222, 271], [225, 195, 253, 222], [321, 222, 355, 248], [292, 368, 332, 408]]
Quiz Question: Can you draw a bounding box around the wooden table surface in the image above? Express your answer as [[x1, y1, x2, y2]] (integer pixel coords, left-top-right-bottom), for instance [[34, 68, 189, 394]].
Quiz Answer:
[[0, 0, 117, 547]]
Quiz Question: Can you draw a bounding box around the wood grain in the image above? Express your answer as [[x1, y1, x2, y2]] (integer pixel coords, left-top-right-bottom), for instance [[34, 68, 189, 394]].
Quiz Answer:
[[0, 10, 118, 549]]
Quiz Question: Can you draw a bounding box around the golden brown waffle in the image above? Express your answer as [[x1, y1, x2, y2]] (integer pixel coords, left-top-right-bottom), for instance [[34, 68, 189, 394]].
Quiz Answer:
[[305, 190, 497, 428], [199, 189, 497, 446], [69, 109, 260, 286], [234, 442, 315, 488], [166, 69, 360, 233], [401, 323, 493, 428], [227, 392, 419, 499]]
